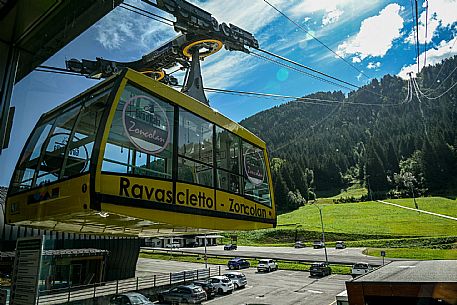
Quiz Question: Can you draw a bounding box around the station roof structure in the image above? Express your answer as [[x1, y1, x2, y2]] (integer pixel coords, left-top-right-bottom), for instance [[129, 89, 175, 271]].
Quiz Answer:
[[0, 0, 121, 83]]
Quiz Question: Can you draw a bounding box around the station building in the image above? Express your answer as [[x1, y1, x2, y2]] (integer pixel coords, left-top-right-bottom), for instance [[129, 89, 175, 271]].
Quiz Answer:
[[346, 260, 457, 305]]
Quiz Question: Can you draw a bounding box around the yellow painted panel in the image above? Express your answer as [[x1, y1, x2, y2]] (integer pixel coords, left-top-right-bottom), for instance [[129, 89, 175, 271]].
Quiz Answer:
[[216, 190, 274, 220], [6, 174, 90, 224]]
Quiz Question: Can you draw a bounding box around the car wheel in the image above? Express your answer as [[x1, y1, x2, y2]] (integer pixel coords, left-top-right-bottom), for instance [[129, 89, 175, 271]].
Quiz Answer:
[[234, 283, 239, 289], [268, 267, 271, 272], [236, 265, 240, 270], [228, 265, 232, 270], [218, 288, 223, 294]]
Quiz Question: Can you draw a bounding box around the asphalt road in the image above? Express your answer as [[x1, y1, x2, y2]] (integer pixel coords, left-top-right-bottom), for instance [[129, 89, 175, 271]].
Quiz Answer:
[[143, 245, 388, 266], [137, 258, 351, 305]]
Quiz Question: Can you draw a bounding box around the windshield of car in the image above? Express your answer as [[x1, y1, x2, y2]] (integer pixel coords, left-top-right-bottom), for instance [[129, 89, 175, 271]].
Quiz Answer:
[[354, 264, 368, 269], [222, 278, 231, 283], [259, 260, 268, 264], [129, 294, 149, 304]]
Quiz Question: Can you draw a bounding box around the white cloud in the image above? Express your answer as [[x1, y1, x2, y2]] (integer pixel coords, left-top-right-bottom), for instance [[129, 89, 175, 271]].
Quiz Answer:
[[398, 37, 457, 79], [367, 62, 381, 69], [337, 4, 404, 61], [95, 5, 175, 53], [323, 9, 344, 26], [288, 0, 350, 26], [405, 0, 457, 45]]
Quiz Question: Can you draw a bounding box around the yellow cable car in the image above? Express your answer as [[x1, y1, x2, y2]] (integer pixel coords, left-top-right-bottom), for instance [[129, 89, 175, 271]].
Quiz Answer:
[[6, 69, 276, 235]]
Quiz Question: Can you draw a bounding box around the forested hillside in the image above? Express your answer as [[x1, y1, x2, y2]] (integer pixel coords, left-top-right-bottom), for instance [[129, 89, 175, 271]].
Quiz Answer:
[[241, 56, 457, 214]]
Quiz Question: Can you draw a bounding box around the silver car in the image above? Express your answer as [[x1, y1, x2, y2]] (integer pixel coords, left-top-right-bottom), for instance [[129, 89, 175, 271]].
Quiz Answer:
[[223, 271, 247, 289]]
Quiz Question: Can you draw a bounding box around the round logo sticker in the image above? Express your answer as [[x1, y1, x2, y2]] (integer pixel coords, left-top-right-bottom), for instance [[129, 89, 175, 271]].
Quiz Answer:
[[122, 95, 171, 154], [244, 148, 265, 186]]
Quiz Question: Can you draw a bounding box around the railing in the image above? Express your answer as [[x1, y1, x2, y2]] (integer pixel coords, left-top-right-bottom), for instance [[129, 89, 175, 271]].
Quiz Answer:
[[37, 267, 221, 305]]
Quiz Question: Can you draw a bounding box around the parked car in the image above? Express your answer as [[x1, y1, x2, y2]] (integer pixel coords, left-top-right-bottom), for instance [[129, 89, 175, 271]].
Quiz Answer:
[[193, 279, 216, 299], [165, 242, 180, 248], [294, 241, 305, 248], [227, 258, 250, 270], [257, 259, 278, 272], [313, 240, 325, 249], [224, 244, 237, 250], [335, 241, 346, 249], [158, 284, 207, 304], [209, 275, 234, 294], [351, 262, 373, 277], [224, 271, 247, 289], [309, 262, 331, 277], [110, 292, 153, 305]]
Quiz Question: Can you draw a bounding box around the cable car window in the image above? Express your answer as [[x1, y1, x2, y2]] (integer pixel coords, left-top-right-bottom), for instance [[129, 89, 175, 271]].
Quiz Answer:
[[216, 126, 242, 193], [102, 84, 174, 179], [35, 106, 81, 186], [62, 90, 111, 178], [178, 109, 214, 186], [10, 121, 54, 192], [242, 141, 272, 207]]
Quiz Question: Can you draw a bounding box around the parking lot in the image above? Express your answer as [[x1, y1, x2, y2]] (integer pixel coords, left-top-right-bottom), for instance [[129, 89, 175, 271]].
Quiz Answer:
[[137, 258, 351, 305]]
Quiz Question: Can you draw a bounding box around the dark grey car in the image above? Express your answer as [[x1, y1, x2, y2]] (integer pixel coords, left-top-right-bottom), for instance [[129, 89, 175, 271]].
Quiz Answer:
[[110, 292, 153, 305], [158, 284, 207, 304]]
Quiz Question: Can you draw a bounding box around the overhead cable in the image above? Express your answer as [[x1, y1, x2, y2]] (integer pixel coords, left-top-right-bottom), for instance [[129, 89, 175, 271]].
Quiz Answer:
[[414, 0, 420, 72], [262, 0, 370, 80], [119, 3, 174, 27], [424, 0, 429, 68], [249, 52, 353, 91]]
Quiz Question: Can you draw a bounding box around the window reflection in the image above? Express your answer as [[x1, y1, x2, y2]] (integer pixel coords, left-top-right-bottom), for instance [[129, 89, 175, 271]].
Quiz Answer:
[[177, 109, 213, 186], [102, 84, 174, 179]]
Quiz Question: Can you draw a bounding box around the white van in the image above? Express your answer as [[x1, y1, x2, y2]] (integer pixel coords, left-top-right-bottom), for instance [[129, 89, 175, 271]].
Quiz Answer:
[[351, 262, 373, 277]]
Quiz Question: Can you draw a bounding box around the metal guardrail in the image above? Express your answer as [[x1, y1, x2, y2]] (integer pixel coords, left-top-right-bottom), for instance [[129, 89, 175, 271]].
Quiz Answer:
[[37, 267, 221, 305]]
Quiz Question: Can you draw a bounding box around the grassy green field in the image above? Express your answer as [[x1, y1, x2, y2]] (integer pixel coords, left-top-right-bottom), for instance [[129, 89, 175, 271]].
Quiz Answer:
[[278, 200, 457, 236], [388, 197, 457, 217], [364, 248, 457, 260]]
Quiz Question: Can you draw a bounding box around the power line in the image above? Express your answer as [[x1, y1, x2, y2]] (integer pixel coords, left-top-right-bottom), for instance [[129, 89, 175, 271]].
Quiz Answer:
[[261, 0, 370, 80]]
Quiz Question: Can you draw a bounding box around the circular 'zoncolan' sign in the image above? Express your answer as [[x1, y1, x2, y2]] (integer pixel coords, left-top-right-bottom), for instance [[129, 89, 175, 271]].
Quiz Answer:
[[122, 95, 170, 154], [244, 148, 265, 186]]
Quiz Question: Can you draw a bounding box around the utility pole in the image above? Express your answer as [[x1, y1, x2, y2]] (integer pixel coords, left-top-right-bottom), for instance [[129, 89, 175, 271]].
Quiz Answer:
[[312, 203, 328, 264]]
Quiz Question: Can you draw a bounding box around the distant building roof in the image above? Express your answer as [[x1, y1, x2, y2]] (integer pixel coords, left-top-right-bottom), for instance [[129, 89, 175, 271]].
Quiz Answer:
[[351, 260, 457, 283]]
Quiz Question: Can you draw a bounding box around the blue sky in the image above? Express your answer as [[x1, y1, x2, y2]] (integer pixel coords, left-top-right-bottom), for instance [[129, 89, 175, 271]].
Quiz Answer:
[[1, 0, 456, 186]]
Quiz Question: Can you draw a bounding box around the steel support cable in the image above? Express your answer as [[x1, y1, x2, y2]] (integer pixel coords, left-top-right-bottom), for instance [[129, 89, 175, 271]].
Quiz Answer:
[[119, 3, 174, 27], [249, 51, 354, 91], [252, 47, 408, 103], [253, 47, 360, 89], [414, 0, 421, 73], [412, 77, 429, 136], [410, 0, 420, 73], [271, 103, 343, 154], [414, 76, 457, 100], [430, 37, 457, 87], [414, 63, 457, 99], [424, 0, 429, 68], [261, 0, 370, 80]]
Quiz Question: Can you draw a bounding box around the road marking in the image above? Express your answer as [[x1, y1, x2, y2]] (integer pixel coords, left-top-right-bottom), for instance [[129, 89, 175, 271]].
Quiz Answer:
[[328, 300, 337, 305], [377, 200, 457, 221], [204, 285, 253, 304], [307, 289, 323, 294]]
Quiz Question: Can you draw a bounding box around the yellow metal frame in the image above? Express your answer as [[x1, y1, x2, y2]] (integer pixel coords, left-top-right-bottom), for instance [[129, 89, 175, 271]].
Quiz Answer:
[[182, 39, 223, 59]]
